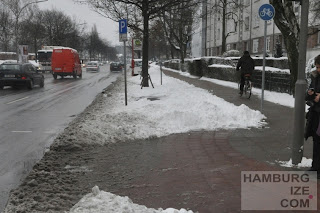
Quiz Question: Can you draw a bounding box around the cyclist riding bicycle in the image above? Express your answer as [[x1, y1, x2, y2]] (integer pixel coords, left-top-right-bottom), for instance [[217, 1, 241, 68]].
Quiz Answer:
[[236, 51, 255, 95]]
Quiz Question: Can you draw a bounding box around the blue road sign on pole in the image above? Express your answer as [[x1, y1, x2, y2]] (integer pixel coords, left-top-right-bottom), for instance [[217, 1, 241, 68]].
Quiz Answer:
[[119, 19, 127, 34], [259, 4, 275, 21], [119, 19, 128, 42]]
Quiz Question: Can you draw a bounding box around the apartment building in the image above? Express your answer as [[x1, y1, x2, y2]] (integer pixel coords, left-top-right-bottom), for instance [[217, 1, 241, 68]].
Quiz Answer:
[[203, 0, 320, 60]]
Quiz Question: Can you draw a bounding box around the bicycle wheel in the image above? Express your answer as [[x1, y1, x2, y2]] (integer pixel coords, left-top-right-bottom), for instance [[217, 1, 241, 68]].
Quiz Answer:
[[245, 81, 252, 99]]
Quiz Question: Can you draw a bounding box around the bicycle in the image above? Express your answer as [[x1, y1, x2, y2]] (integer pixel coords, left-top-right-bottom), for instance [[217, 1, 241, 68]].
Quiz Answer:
[[239, 74, 252, 99]]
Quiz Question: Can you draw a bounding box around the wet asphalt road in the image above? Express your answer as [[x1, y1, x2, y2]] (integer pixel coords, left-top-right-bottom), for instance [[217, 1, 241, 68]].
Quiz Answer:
[[0, 64, 121, 211]]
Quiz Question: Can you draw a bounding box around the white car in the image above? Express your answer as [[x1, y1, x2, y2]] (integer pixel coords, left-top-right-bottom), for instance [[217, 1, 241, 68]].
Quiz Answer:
[[131, 59, 142, 76], [86, 61, 100, 72]]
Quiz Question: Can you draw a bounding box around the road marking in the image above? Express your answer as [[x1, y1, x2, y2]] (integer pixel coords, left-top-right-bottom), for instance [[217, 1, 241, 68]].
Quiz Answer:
[[6, 96, 30, 105], [11, 131, 32, 133]]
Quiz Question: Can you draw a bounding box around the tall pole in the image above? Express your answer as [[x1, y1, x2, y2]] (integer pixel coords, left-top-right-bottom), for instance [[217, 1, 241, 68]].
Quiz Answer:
[[249, 0, 253, 52], [261, 21, 267, 113], [124, 41, 127, 106], [292, 0, 309, 164]]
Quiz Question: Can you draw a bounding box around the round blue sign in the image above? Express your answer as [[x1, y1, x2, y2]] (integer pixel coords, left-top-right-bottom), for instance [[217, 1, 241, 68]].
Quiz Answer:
[[259, 4, 275, 21]]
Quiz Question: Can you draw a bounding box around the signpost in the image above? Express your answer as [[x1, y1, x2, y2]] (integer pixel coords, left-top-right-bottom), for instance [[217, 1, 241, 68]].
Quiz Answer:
[[292, 0, 309, 164], [119, 19, 128, 106], [259, 4, 275, 113]]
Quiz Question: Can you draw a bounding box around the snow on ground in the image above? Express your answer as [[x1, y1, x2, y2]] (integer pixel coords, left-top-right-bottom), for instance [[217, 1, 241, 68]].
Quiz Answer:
[[64, 65, 266, 212], [77, 65, 265, 145], [164, 67, 295, 108], [255, 66, 290, 74], [276, 157, 312, 168], [162, 67, 313, 169], [69, 186, 193, 213], [200, 76, 296, 108]]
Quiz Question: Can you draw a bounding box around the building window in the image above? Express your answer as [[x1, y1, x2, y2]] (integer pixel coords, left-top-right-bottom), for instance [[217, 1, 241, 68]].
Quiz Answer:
[[227, 44, 231, 51], [266, 37, 271, 52], [244, 17, 249, 31], [217, 28, 220, 40], [233, 43, 237, 50], [244, 41, 248, 51], [317, 30, 320, 45], [253, 39, 259, 53], [254, 13, 260, 28]]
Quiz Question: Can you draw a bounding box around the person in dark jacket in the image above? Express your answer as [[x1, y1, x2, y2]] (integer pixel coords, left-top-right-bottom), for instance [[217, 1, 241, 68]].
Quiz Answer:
[[306, 54, 320, 174], [236, 51, 255, 95]]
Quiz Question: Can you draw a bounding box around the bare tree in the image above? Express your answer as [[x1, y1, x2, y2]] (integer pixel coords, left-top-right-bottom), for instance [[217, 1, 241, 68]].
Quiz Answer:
[[80, 0, 200, 87], [159, 1, 197, 63], [209, 0, 244, 54], [2, 0, 47, 59], [269, 0, 299, 92], [19, 8, 45, 54], [0, 4, 13, 51]]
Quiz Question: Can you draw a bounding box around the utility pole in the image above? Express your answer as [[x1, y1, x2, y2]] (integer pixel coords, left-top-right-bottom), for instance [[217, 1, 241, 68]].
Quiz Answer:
[[292, 0, 309, 164]]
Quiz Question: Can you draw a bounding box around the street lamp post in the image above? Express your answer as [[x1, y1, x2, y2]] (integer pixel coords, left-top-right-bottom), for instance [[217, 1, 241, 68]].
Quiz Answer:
[[292, 0, 309, 165]]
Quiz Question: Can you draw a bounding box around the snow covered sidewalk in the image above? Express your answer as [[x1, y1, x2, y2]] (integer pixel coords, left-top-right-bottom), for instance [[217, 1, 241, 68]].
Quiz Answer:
[[68, 64, 266, 146], [5, 64, 313, 213]]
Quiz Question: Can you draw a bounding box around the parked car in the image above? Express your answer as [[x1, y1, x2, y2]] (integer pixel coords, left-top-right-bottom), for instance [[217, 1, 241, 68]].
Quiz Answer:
[[86, 61, 100, 72], [0, 62, 44, 89], [110, 62, 122, 72], [131, 59, 142, 76], [51, 48, 82, 79]]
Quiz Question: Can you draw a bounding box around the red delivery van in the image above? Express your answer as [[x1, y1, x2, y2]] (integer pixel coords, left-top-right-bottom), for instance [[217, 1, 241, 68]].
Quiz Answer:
[[51, 48, 82, 79]]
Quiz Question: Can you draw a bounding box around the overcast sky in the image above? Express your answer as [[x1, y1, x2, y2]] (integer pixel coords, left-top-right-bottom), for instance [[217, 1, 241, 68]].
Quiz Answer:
[[38, 0, 119, 46]]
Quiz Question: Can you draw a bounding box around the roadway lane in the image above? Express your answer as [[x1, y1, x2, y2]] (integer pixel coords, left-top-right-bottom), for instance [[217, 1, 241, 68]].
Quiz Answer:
[[0, 64, 121, 211]]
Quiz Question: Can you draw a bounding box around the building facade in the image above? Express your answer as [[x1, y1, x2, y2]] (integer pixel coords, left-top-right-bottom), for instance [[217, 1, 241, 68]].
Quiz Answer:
[[203, 0, 320, 60]]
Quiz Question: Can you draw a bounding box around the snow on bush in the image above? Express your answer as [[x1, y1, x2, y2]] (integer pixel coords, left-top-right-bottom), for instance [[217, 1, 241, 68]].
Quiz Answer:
[[222, 50, 240, 57]]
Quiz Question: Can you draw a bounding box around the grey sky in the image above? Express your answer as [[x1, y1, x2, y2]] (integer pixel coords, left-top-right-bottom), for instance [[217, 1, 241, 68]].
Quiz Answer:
[[38, 0, 119, 46]]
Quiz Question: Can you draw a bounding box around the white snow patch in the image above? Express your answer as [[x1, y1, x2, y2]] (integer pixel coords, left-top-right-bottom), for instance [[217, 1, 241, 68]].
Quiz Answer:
[[276, 157, 312, 168], [69, 186, 194, 213], [79, 65, 265, 145]]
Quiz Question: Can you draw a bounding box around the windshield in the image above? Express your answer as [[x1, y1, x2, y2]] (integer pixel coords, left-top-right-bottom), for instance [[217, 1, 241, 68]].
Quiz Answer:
[[135, 61, 142, 66], [87, 62, 98, 66], [37, 52, 52, 62], [0, 64, 20, 71]]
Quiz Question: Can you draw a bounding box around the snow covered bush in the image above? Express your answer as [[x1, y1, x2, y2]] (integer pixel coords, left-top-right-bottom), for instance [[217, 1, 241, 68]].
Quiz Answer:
[[222, 50, 240, 57]]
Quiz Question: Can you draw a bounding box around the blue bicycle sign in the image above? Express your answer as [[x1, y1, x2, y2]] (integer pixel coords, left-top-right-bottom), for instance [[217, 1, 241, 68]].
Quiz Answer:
[[259, 4, 275, 21]]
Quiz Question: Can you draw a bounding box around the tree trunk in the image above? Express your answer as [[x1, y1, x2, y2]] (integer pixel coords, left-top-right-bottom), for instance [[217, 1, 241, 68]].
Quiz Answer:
[[141, 0, 149, 87], [270, 0, 300, 93], [221, 0, 227, 53]]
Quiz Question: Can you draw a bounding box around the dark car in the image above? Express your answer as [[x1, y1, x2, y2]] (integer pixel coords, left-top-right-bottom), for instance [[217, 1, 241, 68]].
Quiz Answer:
[[0, 62, 44, 89], [110, 62, 123, 72]]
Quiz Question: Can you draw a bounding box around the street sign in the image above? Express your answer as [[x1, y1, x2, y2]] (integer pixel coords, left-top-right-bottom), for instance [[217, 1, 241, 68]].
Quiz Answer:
[[119, 33, 128, 42], [259, 4, 275, 21], [119, 19, 127, 34], [133, 39, 142, 51], [119, 19, 128, 42]]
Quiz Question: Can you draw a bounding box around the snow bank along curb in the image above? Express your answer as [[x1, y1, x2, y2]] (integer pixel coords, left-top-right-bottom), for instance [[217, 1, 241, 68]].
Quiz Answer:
[[52, 65, 265, 146]]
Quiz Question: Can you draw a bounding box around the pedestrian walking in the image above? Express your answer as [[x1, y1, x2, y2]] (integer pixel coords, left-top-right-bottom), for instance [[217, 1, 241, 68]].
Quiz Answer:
[[305, 55, 320, 176], [236, 51, 255, 95]]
